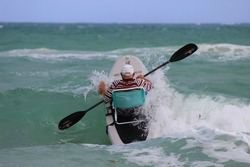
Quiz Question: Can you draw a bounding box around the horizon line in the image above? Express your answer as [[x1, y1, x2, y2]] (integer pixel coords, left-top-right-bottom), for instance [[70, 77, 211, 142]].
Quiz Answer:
[[1, 21, 250, 25]]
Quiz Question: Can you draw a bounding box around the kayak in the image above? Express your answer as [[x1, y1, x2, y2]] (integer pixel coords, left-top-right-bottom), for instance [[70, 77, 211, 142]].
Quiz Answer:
[[105, 56, 149, 144], [57, 44, 197, 144]]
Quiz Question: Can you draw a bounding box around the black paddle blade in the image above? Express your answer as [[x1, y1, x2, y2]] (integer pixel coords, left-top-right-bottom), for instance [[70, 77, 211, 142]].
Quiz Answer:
[[58, 100, 104, 130], [58, 111, 85, 130], [169, 43, 198, 62]]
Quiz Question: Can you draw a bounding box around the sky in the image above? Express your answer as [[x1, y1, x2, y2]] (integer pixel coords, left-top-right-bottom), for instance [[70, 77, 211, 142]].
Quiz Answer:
[[0, 0, 250, 24]]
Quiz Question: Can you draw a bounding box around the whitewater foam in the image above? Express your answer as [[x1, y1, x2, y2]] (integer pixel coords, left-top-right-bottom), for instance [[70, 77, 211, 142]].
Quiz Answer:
[[0, 46, 172, 62], [1, 43, 250, 62], [197, 43, 250, 61], [0, 48, 105, 61], [146, 70, 250, 145], [202, 137, 250, 164], [108, 145, 184, 167]]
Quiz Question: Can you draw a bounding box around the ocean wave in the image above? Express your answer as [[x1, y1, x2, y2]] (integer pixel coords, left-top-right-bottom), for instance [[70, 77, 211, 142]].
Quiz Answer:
[[1, 43, 250, 62], [146, 71, 250, 145], [0, 48, 106, 61], [197, 43, 250, 61], [108, 144, 184, 167], [0, 46, 175, 61]]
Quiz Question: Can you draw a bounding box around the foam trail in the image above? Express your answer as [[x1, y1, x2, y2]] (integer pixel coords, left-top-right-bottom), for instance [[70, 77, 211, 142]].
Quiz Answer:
[[146, 70, 250, 144]]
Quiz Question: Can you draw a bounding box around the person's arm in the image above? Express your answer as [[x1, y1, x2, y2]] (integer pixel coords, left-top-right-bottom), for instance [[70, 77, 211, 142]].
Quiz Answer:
[[136, 75, 152, 92], [98, 81, 113, 103], [98, 81, 107, 96], [136, 75, 151, 83]]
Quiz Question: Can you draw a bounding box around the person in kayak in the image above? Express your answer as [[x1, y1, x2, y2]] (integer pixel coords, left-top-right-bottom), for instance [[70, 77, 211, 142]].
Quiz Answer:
[[98, 64, 152, 104]]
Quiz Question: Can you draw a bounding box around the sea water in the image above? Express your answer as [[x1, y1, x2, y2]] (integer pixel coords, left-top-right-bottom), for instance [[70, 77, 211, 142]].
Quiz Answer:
[[0, 23, 250, 167]]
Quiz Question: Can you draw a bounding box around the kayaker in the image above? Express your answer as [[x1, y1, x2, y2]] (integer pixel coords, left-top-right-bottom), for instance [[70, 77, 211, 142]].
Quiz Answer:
[[98, 64, 152, 104]]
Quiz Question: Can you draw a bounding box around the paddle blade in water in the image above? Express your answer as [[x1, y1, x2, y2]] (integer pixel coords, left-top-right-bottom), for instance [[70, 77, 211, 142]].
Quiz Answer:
[[169, 43, 198, 62], [58, 111, 85, 130]]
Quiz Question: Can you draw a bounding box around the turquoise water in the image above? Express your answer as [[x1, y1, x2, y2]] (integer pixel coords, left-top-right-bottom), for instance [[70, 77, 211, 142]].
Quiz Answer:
[[0, 23, 250, 166]]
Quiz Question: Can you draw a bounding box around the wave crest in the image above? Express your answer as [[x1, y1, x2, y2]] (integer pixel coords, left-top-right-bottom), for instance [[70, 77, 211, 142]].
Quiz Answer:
[[1, 43, 249, 61], [197, 43, 250, 61]]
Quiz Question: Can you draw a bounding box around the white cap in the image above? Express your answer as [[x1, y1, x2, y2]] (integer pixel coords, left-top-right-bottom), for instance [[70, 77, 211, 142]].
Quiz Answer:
[[121, 64, 134, 76]]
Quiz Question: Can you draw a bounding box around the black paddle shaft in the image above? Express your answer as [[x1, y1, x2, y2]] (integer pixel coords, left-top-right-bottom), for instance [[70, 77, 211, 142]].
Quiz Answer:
[[58, 43, 198, 130]]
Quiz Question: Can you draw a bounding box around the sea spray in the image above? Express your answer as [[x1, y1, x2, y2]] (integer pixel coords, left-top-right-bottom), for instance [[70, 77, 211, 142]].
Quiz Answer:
[[146, 70, 250, 145]]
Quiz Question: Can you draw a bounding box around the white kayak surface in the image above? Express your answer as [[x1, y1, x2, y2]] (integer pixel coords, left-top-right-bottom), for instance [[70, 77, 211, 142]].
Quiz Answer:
[[106, 55, 148, 144], [109, 56, 147, 80]]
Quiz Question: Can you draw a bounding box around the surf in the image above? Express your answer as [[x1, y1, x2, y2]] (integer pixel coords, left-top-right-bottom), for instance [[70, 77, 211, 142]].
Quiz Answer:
[[1, 43, 250, 61], [146, 70, 250, 142]]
